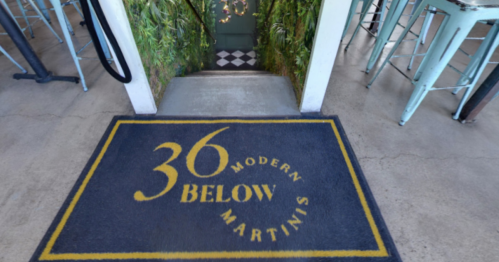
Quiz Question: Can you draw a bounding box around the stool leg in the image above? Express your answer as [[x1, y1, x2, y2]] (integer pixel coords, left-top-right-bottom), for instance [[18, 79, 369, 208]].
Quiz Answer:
[[408, 6, 435, 70], [0, 45, 28, 73], [413, 15, 450, 81], [399, 84, 430, 126], [420, 10, 433, 44], [50, 0, 87, 91], [378, 0, 387, 31], [410, 0, 422, 15], [411, 0, 434, 44], [453, 25, 499, 119], [400, 14, 475, 125], [27, 0, 63, 42], [452, 21, 499, 95], [35, 0, 51, 23], [62, 9, 75, 35], [16, 0, 34, 38], [1, 0, 25, 35], [345, 0, 375, 51], [89, 0, 111, 60], [366, 0, 410, 73], [367, 1, 424, 88], [342, 0, 362, 41], [71, 0, 84, 19]]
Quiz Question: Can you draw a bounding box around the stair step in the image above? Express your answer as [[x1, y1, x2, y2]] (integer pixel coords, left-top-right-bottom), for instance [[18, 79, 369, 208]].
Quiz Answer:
[[187, 70, 273, 77], [157, 76, 299, 117]]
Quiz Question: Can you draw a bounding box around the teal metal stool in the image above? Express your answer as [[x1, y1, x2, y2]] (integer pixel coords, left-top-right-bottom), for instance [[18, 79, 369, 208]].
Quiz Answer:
[[368, 0, 499, 126], [345, 0, 433, 65], [364, 0, 435, 73], [0, 0, 63, 42], [0, 44, 28, 73], [32, 0, 84, 25], [50, 0, 112, 91], [342, 0, 375, 40], [343, 0, 388, 48]]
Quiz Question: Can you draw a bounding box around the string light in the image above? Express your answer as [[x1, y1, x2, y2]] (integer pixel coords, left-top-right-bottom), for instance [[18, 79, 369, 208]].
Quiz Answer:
[[219, 0, 231, 23], [232, 0, 248, 16]]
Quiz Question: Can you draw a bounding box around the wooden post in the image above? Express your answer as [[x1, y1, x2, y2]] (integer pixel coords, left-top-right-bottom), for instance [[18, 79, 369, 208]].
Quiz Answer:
[[459, 63, 499, 123]]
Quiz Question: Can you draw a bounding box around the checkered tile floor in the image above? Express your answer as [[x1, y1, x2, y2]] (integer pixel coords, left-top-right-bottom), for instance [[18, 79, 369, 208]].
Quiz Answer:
[[216, 50, 257, 68]]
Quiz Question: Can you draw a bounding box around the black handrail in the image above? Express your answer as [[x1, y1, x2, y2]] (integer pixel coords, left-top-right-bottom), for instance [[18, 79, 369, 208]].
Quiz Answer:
[[264, 0, 276, 26], [80, 0, 132, 83], [184, 0, 217, 43]]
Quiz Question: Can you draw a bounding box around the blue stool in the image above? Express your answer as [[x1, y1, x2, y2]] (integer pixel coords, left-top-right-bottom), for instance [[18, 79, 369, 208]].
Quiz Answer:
[[50, 0, 111, 91], [0, 44, 28, 73], [364, 0, 435, 73], [343, 0, 388, 48], [342, 0, 377, 40], [368, 0, 499, 126], [0, 0, 63, 42]]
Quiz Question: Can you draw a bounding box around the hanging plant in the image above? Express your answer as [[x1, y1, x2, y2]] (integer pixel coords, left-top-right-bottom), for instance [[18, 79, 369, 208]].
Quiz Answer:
[[123, 0, 216, 105]]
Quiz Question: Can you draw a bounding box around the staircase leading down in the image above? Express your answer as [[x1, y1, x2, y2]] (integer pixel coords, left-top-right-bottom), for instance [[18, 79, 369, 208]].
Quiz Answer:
[[156, 71, 300, 116]]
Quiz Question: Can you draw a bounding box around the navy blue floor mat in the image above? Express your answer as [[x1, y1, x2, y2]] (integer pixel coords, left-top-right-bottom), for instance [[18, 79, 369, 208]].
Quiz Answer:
[[30, 116, 401, 262]]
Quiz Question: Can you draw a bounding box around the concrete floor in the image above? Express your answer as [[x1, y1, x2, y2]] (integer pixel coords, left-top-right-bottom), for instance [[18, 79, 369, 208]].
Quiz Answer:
[[0, 2, 498, 262], [0, 2, 133, 261], [157, 74, 300, 116]]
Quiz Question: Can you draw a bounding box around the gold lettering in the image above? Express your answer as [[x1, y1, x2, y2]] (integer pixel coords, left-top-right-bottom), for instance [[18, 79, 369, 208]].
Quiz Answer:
[[234, 223, 246, 236], [259, 156, 268, 164], [180, 184, 198, 203], [200, 185, 215, 202], [287, 214, 302, 231], [231, 162, 244, 173], [232, 184, 252, 202], [295, 208, 307, 215], [251, 228, 262, 242], [289, 172, 302, 182], [186, 127, 229, 178], [220, 209, 237, 225], [271, 158, 279, 167], [297, 196, 309, 205], [281, 224, 290, 236], [134, 142, 181, 201], [267, 228, 277, 242], [245, 157, 255, 166], [216, 185, 231, 202], [280, 163, 290, 173], [251, 185, 275, 201]]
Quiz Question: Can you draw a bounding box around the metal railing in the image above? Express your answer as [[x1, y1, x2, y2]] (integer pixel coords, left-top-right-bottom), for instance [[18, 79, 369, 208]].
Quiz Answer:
[[184, 0, 217, 43], [264, 0, 276, 26]]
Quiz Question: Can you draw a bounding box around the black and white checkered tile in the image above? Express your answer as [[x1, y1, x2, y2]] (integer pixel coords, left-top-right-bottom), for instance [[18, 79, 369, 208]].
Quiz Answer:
[[216, 50, 257, 69]]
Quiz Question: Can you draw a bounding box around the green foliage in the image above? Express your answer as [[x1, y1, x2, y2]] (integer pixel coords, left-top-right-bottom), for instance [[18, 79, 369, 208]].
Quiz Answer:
[[255, 0, 321, 102], [123, 0, 216, 105]]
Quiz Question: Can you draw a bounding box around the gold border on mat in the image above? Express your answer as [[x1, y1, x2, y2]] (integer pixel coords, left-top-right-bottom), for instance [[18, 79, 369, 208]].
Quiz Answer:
[[40, 119, 388, 260]]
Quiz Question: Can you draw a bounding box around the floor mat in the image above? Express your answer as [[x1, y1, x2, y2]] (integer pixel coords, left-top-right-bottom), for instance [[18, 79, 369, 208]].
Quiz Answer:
[[30, 116, 401, 262]]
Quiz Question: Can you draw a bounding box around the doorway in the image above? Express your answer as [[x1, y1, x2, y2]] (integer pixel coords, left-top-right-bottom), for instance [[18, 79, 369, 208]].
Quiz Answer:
[[212, 0, 259, 70]]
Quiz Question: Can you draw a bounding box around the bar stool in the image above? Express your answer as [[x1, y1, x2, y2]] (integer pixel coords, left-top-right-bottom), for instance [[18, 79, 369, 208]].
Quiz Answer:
[[0, 44, 28, 73], [342, 0, 377, 40], [345, 0, 434, 68], [367, 0, 499, 126], [343, 0, 388, 47], [0, 0, 63, 42], [32, 0, 84, 25], [364, 0, 435, 73], [49, 0, 112, 91], [410, 0, 433, 45]]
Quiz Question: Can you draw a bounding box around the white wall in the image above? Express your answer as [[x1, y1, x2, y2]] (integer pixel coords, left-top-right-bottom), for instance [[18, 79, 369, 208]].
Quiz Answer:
[[99, 0, 157, 114], [300, 0, 352, 113]]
